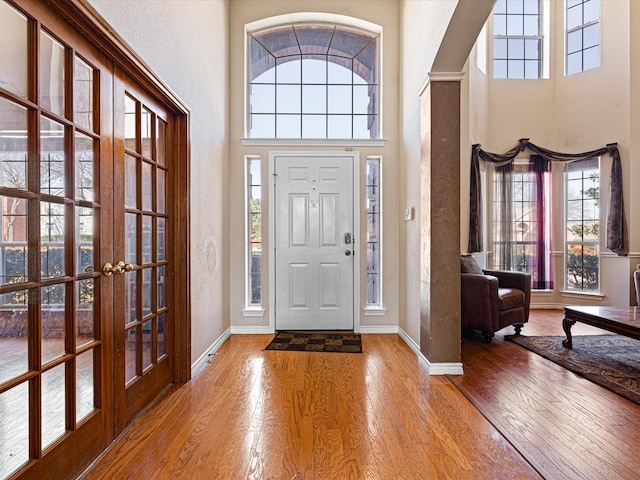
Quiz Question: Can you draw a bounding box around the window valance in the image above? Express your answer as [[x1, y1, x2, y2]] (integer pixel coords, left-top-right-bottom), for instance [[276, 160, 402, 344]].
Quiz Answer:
[[468, 138, 626, 256]]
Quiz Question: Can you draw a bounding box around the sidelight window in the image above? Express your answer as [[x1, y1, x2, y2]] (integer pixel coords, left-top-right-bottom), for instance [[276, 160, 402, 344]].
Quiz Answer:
[[245, 157, 262, 308]]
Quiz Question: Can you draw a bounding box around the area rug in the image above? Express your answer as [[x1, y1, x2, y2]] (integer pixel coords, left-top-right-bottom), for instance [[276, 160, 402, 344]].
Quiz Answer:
[[506, 334, 640, 404], [265, 331, 362, 353]]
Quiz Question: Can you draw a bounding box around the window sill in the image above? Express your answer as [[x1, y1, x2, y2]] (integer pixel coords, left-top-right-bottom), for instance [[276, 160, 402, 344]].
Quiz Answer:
[[560, 290, 605, 301], [241, 138, 386, 147], [242, 307, 265, 317], [364, 306, 387, 316]]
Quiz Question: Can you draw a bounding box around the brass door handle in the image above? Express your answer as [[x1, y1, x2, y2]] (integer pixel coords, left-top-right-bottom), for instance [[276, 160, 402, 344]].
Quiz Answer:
[[102, 261, 134, 276]]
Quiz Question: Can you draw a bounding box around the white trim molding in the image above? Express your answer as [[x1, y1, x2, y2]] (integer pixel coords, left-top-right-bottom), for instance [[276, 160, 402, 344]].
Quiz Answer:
[[398, 328, 464, 375], [359, 325, 398, 334], [242, 307, 265, 317], [191, 328, 231, 376], [230, 326, 274, 334], [418, 71, 465, 96], [242, 138, 386, 147], [363, 307, 388, 316]]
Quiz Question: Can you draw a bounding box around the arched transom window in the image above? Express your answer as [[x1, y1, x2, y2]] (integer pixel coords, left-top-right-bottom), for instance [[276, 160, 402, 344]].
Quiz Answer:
[[248, 23, 379, 139]]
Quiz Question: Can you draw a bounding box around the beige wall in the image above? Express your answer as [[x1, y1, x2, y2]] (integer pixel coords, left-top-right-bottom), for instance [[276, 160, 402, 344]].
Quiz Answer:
[[88, 0, 231, 365], [399, 0, 458, 344], [228, 0, 401, 331], [467, 0, 639, 306]]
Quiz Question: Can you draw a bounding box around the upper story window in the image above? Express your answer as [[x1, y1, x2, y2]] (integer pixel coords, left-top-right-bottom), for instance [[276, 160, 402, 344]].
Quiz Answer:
[[248, 23, 379, 139], [493, 0, 542, 79], [566, 0, 600, 75]]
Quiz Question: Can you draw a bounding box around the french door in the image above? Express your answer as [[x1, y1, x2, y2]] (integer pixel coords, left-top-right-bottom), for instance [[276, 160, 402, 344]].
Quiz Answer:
[[273, 154, 355, 331], [112, 70, 173, 433], [0, 1, 187, 479]]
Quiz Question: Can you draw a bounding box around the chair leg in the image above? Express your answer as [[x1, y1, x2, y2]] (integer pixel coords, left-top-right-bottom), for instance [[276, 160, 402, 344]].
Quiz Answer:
[[513, 324, 524, 335], [482, 331, 494, 343]]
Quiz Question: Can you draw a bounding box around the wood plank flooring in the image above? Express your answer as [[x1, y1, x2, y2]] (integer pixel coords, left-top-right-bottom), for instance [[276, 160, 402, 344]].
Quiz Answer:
[[81, 310, 640, 479]]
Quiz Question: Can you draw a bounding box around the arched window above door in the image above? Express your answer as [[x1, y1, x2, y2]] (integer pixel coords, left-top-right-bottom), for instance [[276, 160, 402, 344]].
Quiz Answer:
[[247, 23, 379, 140]]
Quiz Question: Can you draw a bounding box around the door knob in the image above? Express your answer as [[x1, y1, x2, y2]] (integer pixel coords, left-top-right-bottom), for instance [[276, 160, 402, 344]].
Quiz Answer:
[[102, 262, 121, 276], [102, 261, 134, 276], [345, 250, 352, 256]]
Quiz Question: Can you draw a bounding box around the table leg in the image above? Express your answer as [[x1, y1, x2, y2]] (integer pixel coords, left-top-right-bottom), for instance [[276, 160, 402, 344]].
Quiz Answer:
[[562, 317, 576, 348]]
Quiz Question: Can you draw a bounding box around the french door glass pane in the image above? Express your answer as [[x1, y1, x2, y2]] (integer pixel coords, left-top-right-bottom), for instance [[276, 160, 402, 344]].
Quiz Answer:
[[76, 349, 94, 422], [39, 30, 66, 116], [0, 98, 28, 189], [141, 160, 152, 211], [76, 206, 93, 274], [75, 132, 95, 201], [1, 195, 28, 285], [157, 217, 165, 262], [125, 212, 137, 264], [141, 107, 152, 158], [157, 169, 166, 214], [0, 382, 29, 478], [124, 95, 137, 151], [76, 278, 95, 346], [0, 290, 28, 383], [40, 116, 65, 196], [142, 267, 152, 316], [40, 201, 65, 279], [74, 56, 94, 131], [0, 1, 28, 98], [125, 270, 136, 325], [125, 154, 137, 208], [157, 265, 165, 309], [142, 215, 152, 264], [156, 119, 166, 166], [42, 283, 66, 364], [142, 319, 152, 370], [158, 313, 166, 357], [125, 327, 137, 383], [41, 363, 66, 449]]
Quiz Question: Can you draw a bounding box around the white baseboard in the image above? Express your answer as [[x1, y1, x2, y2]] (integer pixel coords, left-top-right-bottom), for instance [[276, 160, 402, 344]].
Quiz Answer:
[[359, 325, 399, 334], [191, 328, 231, 376], [398, 327, 464, 375], [230, 326, 274, 334]]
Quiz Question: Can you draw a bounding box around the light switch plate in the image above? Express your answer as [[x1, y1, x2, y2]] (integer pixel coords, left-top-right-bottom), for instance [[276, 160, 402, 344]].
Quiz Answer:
[[404, 207, 414, 221]]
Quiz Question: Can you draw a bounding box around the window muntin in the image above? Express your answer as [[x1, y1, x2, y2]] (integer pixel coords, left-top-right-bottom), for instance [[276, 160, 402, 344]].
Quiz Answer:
[[366, 157, 381, 306], [493, 0, 542, 79], [565, 159, 599, 292], [248, 24, 379, 139], [246, 157, 262, 306], [492, 163, 537, 271], [566, 0, 600, 75]]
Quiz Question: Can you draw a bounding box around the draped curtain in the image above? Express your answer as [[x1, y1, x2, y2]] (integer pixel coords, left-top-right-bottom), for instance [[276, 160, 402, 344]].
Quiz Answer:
[[469, 138, 627, 260]]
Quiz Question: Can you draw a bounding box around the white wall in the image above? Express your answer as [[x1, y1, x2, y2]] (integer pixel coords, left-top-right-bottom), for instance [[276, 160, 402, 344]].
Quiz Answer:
[[467, 0, 639, 306], [88, 0, 231, 364], [228, 0, 401, 332]]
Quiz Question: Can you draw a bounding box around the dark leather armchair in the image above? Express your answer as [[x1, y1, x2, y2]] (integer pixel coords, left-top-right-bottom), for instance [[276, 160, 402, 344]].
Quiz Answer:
[[461, 255, 532, 342]]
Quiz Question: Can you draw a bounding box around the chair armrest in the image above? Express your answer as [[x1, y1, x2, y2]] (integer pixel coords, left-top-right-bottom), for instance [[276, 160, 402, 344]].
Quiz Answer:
[[461, 274, 500, 330], [483, 269, 532, 320], [483, 269, 531, 292]]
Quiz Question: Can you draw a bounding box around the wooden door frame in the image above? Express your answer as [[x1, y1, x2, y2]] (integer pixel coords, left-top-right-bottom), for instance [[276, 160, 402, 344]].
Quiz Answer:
[[268, 151, 361, 333], [45, 0, 192, 384]]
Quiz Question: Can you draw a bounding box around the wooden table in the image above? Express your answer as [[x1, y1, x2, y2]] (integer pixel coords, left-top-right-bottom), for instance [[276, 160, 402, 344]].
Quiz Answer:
[[562, 306, 640, 348]]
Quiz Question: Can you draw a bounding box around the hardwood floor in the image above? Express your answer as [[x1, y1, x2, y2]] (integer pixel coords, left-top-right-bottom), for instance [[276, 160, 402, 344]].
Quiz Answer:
[[81, 310, 640, 479]]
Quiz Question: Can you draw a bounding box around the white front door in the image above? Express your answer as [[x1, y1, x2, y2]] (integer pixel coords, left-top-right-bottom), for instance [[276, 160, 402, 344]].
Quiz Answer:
[[273, 154, 355, 330]]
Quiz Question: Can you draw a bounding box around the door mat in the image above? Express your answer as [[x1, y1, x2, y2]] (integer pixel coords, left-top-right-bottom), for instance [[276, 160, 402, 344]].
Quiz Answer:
[[265, 331, 362, 353], [506, 334, 640, 404]]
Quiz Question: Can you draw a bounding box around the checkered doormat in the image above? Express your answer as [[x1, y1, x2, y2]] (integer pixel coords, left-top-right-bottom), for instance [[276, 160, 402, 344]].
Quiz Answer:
[[265, 331, 362, 353]]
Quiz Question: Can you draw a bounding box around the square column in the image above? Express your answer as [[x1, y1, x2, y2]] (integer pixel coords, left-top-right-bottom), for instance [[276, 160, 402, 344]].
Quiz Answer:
[[419, 74, 463, 372]]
